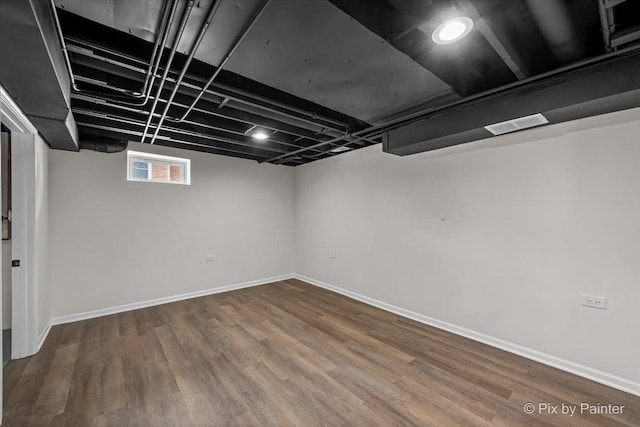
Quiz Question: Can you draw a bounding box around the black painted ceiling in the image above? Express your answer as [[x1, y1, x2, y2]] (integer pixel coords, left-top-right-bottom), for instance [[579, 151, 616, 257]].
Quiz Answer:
[[52, 0, 640, 165]]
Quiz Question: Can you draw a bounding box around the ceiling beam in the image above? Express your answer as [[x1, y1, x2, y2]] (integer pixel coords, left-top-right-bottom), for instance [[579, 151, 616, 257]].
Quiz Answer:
[[68, 48, 347, 144], [611, 25, 640, 49], [73, 109, 296, 157], [70, 74, 335, 148], [604, 0, 628, 8], [63, 35, 353, 137], [71, 93, 327, 153], [77, 123, 267, 161], [453, 0, 528, 79]]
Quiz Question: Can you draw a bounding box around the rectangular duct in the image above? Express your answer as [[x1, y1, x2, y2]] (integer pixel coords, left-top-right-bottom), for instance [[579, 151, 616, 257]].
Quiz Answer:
[[0, 0, 78, 151], [383, 52, 640, 156]]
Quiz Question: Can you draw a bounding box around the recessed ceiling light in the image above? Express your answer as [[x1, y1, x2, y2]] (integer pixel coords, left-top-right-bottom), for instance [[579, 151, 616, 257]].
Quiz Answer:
[[432, 17, 473, 45], [251, 131, 269, 140], [330, 146, 351, 153]]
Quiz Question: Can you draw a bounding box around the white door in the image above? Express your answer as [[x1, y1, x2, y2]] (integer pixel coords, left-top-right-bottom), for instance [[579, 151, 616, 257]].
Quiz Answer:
[[0, 85, 42, 424]]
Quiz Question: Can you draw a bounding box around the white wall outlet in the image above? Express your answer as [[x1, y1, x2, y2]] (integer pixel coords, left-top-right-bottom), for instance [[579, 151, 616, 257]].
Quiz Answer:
[[581, 294, 606, 310], [329, 252, 336, 259], [205, 254, 217, 262]]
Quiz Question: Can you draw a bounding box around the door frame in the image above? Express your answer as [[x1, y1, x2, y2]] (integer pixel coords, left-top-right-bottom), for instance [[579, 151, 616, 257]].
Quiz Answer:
[[1, 84, 39, 363]]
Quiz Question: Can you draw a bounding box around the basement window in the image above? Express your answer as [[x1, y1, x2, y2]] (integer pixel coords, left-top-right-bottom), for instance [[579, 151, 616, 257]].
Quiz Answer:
[[127, 150, 190, 185]]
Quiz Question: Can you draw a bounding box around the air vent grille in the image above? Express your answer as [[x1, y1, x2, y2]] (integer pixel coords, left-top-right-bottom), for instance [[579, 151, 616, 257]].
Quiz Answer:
[[484, 113, 549, 136]]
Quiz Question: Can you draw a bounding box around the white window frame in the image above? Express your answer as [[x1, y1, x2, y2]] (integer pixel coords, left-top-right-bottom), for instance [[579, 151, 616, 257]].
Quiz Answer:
[[127, 150, 191, 185]]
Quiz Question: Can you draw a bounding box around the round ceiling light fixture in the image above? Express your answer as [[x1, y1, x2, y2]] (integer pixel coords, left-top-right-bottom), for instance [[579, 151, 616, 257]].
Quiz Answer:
[[432, 17, 474, 45], [251, 131, 269, 141]]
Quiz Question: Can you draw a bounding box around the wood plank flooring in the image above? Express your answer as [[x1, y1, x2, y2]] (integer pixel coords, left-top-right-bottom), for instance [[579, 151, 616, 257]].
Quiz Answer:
[[4, 279, 640, 426]]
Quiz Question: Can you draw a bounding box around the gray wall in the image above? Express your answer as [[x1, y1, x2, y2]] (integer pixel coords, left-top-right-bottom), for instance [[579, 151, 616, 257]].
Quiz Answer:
[[44, 108, 640, 388], [295, 108, 640, 385], [48, 142, 295, 317]]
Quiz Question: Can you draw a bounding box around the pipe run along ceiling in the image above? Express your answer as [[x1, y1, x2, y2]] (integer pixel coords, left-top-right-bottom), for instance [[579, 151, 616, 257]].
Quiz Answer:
[[4, 0, 640, 165]]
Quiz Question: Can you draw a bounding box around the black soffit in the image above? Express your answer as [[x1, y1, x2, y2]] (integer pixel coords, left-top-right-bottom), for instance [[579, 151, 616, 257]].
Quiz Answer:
[[383, 50, 640, 156]]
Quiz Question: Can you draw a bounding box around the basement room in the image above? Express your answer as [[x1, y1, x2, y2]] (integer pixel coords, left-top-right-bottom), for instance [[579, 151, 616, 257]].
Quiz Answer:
[[1, 0, 639, 425]]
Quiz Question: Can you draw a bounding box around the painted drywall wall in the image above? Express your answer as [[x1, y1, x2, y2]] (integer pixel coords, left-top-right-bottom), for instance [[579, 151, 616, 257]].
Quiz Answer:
[[36, 135, 49, 336], [48, 142, 294, 317], [295, 107, 640, 385]]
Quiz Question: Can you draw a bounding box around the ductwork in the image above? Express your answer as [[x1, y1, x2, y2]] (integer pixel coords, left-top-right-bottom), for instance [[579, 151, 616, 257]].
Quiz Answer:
[[383, 50, 640, 156], [524, 0, 586, 64], [79, 137, 128, 153], [0, 0, 78, 150]]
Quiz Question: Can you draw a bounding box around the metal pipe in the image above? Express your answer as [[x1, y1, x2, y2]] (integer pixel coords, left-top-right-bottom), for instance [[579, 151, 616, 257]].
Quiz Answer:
[[119, 0, 180, 106], [74, 108, 292, 154], [65, 38, 351, 135], [267, 131, 379, 165], [49, 0, 173, 101], [141, 0, 196, 143], [133, 0, 173, 98], [173, 0, 270, 122], [148, 0, 225, 144], [192, 86, 348, 137], [66, 17, 190, 109], [50, 0, 80, 91], [72, 86, 332, 148], [78, 122, 274, 160], [71, 96, 326, 152], [266, 43, 640, 164], [306, 131, 385, 160], [598, 0, 614, 52]]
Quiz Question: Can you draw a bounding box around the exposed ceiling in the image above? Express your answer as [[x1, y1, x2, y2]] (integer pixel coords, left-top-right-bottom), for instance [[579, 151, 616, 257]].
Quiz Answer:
[[3, 0, 640, 165]]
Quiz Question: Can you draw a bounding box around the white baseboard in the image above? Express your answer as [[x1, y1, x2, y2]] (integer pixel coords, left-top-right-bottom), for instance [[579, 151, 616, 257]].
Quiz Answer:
[[36, 320, 53, 353], [47, 273, 294, 328], [293, 274, 640, 398]]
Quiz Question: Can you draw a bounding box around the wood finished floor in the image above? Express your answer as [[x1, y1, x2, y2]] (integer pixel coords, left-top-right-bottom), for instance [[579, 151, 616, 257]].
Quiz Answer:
[[4, 279, 640, 426]]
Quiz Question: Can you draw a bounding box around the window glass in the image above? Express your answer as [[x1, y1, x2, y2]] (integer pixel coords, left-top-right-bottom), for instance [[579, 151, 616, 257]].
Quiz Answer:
[[132, 161, 149, 180], [127, 151, 190, 185], [169, 165, 183, 182], [151, 163, 169, 180]]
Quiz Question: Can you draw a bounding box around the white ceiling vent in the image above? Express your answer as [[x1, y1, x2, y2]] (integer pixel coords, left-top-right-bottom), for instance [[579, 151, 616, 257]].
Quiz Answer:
[[484, 113, 549, 136]]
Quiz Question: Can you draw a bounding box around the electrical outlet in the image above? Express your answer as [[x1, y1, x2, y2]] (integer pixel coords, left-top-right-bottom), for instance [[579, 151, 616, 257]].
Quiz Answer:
[[581, 294, 606, 310], [329, 252, 336, 259], [205, 254, 216, 262]]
